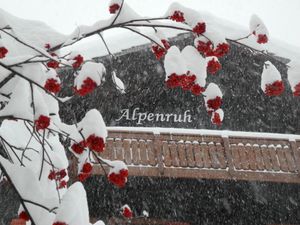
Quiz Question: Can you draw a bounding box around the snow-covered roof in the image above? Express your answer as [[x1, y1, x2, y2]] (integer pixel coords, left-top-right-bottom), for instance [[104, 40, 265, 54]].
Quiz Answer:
[[0, 8, 66, 52]]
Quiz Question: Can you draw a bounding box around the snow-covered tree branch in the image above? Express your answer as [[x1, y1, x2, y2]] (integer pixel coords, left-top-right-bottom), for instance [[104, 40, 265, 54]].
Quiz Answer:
[[0, 0, 298, 225]]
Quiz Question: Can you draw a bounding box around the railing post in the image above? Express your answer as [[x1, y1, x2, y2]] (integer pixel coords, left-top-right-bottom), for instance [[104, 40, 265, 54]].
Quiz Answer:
[[290, 140, 300, 174], [154, 133, 164, 175], [222, 136, 235, 175]]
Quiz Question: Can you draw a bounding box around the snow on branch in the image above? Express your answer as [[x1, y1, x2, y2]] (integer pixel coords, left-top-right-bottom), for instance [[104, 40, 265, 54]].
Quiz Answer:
[[0, 1, 297, 224]]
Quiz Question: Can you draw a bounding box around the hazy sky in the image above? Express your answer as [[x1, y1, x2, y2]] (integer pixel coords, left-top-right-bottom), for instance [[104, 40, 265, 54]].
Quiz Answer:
[[1, 0, 300, 47]]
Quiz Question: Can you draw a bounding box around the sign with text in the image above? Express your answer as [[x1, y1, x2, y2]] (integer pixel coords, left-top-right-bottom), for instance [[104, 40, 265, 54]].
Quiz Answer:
[[116, 108, 192, 125]]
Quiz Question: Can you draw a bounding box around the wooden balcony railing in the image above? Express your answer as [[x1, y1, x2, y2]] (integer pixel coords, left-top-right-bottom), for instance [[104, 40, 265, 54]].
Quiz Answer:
[[10, 219, 25, 225], [92, 127, 300, 183]]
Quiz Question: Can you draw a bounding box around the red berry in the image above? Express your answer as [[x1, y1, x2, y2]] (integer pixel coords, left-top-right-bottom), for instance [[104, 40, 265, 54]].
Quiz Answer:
[[191, 84, 205, 96], [196, 40, 213, 55], [109, 4, 120, 14], [293, 82, 300, 96], [47, 60, 59, 69], [151, 45, 166, 60], [71, 141, 86, 154], [265, 80, 284, 96], [86, 135, 105, 152], [166, 73, 181, 88], [74, 77, 97, 96], [212, 112, 222, 126], [82, 162, 93, 174], [35, 115, 50, 131], [207, 96, 222, 110], [53, 222, 67, 225], [192, 22, 206, 35], [59, 169, 67, 179], [72, 54, 84, 69], [78, 173, 90, 182], [181, 74, 196, 91], [57, 180, 67, 189], [0, 47, 8, 58], [119, 168, 129, 177], [170, 10, 185, 22], [45, 43, 51, 49], [122, 206, 133, 218], [257, 34, 268, 44], [48, 170, 56, 180], [78, 163, 93, 182], [207, 58, 222, 75], [213, 43, 230, 58], [161, 39, 170, 50], [44, 78, 61, 94], [19, 211, 30, 221], [108, 169, 128, 188]]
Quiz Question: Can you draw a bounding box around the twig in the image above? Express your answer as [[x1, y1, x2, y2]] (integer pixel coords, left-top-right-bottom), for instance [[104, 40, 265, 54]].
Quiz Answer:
[[38, 130, 46, 180], [98, 33, 114, 57], [110, 0, 125, 26], [122, 26, 164, 48], [0, 61, 64, 104]]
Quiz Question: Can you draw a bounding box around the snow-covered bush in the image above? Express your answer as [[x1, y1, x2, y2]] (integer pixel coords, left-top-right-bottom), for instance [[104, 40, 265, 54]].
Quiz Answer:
[[0, 1, 296, 224]]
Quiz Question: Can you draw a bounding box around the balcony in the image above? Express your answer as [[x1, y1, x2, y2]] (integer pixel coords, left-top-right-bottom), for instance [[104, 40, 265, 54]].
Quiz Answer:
[[93, 127, 300, 183]]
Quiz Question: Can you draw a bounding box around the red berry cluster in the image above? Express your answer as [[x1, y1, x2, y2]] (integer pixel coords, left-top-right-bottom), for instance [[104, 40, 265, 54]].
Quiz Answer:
[[74, 77, 97, 96], [122, 206, 133, 218], [166, 73, 205, 96], [196, 41, 230, 58], [170, 10, 185, 22], [78, 162, 93, 182], [19, 211, 30, 221], [207, 96, 222, 111], [71, 135, 105, 154], [44, 78, 61, 94], [35, 115, 50, 131], [86, 134, 105, 152], [195, 40, 229, 77], [48, 169, 68, 189], [152, 45, 165, 60], [48, 169, 67, 180], [192, 22, 206, 35], [196, 40, 213, 55], [293, 83, 300, 96], [47, 60, 59, 69], [72, 54, 84, 69], [108, 168, 128, 188], [71, 140, 86, 154], [109, 3, 120, 14], [213, 43, 230, 58], [257, 34, 268, 44], [0, 46, 8, 58], [53, 222, 67, 225], [206, 96, 223, 126], [211, 111, 222, 126], [151, 39, 170, 60], [207, 58, 222, 74], [264, 80, 284, 96]]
